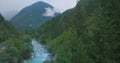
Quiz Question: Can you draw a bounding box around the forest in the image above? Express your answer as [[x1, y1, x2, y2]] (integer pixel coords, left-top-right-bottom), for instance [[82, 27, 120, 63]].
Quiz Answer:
[[0, 0, 120, 63], [0, 14, 33, 63], [30, 0, 120, 63]]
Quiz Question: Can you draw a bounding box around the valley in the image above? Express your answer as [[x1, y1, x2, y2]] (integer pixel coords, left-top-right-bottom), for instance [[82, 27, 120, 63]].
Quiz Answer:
[[0, 0, 120, 63]]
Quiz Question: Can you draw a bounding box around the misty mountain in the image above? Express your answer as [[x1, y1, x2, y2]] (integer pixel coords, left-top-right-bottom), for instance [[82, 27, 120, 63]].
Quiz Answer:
[[11, 1, 59, 31], [1, 11, 18, 21]]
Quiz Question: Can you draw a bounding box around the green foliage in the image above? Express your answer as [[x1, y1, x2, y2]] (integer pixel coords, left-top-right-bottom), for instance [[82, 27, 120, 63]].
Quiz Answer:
[[22, 35, 33, 59], [0, 54, 11, 63], [31, 0, 120, 63], [0, 15, 33, 63]]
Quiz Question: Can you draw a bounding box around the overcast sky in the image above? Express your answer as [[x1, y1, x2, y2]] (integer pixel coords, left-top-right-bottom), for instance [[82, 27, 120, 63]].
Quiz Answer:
[[0, 0, 77, 14]]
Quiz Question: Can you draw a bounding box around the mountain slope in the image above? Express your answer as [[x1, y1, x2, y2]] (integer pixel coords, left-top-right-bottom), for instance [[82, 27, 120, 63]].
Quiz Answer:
[[0, 14, 32, 63], [11, 1, 59, 31], [30, 0, 120, 63]]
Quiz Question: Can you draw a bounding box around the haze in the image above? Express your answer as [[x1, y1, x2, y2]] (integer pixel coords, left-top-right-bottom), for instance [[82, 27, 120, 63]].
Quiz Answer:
[[0, 0, 77, 14]]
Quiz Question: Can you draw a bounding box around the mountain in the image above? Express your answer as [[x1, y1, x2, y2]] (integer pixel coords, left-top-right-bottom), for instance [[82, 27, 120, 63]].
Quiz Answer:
[[0, 14, 32, 63], [30, 0, 120, 63], [11, 1, 59, 31]]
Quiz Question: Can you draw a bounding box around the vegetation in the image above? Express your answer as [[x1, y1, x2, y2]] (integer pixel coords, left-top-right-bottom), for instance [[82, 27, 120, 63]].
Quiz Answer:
[[30, 0, 120, 63], [0, 14, 33, 63]]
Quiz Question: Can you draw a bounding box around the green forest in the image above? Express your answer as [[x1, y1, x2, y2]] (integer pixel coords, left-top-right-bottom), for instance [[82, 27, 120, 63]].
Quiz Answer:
[[0, 14, 33, 63], [0, 0, 120, 63], [30, 0, 120, 63]]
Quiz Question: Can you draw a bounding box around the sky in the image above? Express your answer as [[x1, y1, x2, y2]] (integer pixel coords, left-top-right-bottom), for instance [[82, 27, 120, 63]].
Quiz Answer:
[[0, 0, 77, 14]]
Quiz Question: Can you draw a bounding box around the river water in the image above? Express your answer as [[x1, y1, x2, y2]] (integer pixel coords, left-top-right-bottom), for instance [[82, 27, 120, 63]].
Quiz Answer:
[[24, 40, 51, 63]]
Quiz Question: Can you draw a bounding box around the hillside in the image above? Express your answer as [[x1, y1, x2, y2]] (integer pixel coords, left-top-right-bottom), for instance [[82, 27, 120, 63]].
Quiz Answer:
[[0, 14, 32, 63], [11, 1, 59, 31], [30, 0, 120, 63]]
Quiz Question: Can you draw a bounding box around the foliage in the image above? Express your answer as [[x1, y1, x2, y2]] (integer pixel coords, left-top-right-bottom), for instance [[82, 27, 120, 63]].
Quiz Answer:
[[31, 0, 120, 63], [0, 14, 33, 63]]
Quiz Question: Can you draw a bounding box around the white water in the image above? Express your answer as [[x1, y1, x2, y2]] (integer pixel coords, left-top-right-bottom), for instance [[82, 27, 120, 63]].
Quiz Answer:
[[24, 40, 50, 63]]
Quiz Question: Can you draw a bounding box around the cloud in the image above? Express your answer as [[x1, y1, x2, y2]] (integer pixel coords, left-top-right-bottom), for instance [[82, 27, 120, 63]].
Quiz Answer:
[[43, 7, 56, 17]]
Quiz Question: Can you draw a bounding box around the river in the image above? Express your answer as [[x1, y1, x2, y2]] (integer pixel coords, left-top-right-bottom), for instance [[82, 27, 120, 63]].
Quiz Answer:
[[24, 40, 51, 63]]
